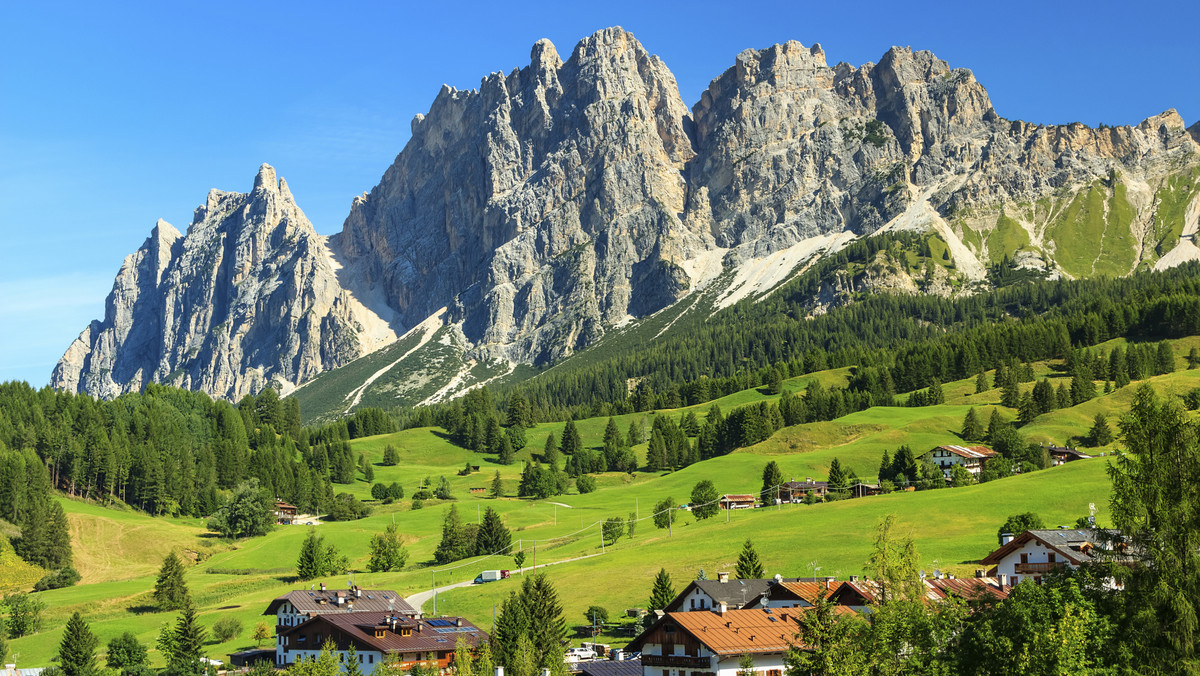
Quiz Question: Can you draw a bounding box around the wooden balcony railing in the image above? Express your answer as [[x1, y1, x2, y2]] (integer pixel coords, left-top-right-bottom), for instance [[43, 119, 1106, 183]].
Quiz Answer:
[[641, 654, 712, 669], [1014, 562, 1065, 574]]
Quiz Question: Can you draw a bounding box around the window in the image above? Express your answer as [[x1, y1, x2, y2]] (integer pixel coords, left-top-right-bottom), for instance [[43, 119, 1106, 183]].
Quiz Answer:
[[663, 670, 670, 676], [1048, 553, 1056, 563], [690, 599, 695, 610], [1020, 553, 1028, 564], [1011, 576, 1019, 585]]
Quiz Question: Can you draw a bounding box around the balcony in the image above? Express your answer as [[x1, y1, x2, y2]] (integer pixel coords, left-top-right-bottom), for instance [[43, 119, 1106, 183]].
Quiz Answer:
[[1014, 562, 1065, 574], [641, 654, 712, 669]]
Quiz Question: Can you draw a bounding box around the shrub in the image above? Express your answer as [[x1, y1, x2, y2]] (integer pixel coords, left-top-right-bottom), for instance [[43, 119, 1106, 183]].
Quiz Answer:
[[212, 615, 242, 642]]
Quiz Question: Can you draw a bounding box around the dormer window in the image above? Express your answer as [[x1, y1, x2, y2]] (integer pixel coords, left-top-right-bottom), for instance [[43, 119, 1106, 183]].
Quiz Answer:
[[402, 628, 413, 637]]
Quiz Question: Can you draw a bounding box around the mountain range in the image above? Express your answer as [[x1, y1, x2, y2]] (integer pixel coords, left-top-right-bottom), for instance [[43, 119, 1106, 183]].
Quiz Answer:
[[53, 27, 1200, 408]]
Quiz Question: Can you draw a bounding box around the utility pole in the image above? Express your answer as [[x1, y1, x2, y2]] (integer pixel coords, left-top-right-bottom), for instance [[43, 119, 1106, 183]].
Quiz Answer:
[[554, 504, 557, 526], [432, 570, 436, 615], [601, 526, 605, 554]]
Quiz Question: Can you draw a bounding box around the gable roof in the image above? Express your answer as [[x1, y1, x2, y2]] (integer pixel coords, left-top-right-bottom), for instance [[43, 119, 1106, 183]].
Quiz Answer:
[[265, 588, 416, 616], [925, 577, 1011, 601], [664, 578, 791, 612], [280, 612, 486, 653], [933, 445, 996, 460], [630, 608, 852, 656], [980, 528, 1131, 566]]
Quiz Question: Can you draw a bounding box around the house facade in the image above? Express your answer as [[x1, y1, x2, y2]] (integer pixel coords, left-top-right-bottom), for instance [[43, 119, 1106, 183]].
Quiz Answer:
[[265, 586, 417, 660], [276, 613, 486, 673], [979, 528, 1130, 586], [628, 607, 840, 676], [779, 479, 827, 502], [719, 494, 756, 510], [926, 445, 996, 478], [664, 573, 783, 613], [275, 500, 298, 524]]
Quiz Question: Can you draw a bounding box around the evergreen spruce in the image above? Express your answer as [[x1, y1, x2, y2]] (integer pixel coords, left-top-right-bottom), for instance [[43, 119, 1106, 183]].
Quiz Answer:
[[542, 433, 561, 469], [475, 507, 512, 556], [367, 523, 409, 572], [735, 539, 765, 579], [382, 444, 400, 466], [647, 568, 676, 611], [153, 552, 189, 610], [490, 470, 504, 498], [560, 419, 582, 456], [975, 371, 989, 394], [499, 436, 515, 465], [961, 408, 983, 441], [760, 460, 783, 504], [1089, 413, 1114, 446], [58, 611, 98, 676], [295, 527, 328, 581]]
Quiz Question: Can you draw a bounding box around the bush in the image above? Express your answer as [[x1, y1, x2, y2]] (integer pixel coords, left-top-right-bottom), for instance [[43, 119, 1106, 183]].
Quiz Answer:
[[33, 566, 80, 591], [213, 615, 242, 642], [412, 499, 424, 510], [576, 475, 597, 494], [325, 493, 372, 521]]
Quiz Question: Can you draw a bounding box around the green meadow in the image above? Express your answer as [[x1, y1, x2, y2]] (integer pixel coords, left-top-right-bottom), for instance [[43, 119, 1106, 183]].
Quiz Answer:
[[9, 341, 1199, 666]]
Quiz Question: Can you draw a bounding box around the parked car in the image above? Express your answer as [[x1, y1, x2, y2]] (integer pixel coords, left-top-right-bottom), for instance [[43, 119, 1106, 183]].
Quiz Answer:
[[565, 647, 597, 662]]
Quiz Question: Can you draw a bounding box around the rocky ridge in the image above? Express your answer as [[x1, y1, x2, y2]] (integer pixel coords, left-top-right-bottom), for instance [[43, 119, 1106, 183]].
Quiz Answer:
[[53, 165, 398, 399], [57, 28, 1200, 402]]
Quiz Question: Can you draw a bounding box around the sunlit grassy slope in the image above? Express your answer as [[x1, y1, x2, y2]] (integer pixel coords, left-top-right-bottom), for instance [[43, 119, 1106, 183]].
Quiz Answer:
[[10, 339, 1200, 666]]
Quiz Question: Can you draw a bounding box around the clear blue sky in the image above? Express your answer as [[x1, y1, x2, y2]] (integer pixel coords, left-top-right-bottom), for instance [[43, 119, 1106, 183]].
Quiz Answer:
[[2, 0, 1197, 387]]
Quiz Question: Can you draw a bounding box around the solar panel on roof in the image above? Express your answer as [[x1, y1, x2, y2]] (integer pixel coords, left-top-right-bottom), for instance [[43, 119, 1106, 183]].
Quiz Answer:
[[429, 619, 453, 627]]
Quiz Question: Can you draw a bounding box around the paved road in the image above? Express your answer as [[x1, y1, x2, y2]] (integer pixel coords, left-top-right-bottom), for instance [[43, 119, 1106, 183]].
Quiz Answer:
[[406, 552, 606, 612]]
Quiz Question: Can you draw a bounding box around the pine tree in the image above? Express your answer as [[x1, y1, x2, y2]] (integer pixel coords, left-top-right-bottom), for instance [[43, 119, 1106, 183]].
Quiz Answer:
[[1017, 392, 1039, 425], [296, 527, 327, 581], [735, 539, 765, 579], [163, 597, 206, 676], [58, 611, 98, 676], [961, 408, 983, 441], [434, 504, 471, 564], [105, 632, 148, 671], [927, 378, 944, 405], [476, 507, 512, 556], [153, 552, 189, 610], [647, 568, 676, 611], [490, 470, 504, 498], [523, 574, 567, 667], [1188, 346, 1200, 370], [826, 458, 849, 500], [344, 644, 365, 676], [363, 463, 375, 482], [499, 436, 515, 465], [542, 433, 561, 469], [1089, 413, 1114, 446], [975, 371, 989, 394], [760, 460, 783, 504], [985, 409, 1005, 443], [1156, 341, 1177, 375], [382, 444, 400, 466], [367, 523, 409, 572], [560, 419, 582, 456], [1071, 362, 1096, 405]]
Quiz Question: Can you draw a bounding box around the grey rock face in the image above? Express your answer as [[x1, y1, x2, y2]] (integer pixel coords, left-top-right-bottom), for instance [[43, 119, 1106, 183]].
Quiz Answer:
[[337, 27, 705, 364], [53, 165, 394, 399], [58, 29, 1200, 401]]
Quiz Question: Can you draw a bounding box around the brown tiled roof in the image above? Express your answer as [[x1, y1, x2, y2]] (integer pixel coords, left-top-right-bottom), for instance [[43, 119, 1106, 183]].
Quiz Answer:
[[775, 581, 839, 604], [664, 608, 851, 654], [721, 494, 757, 502], [925, 577, 1011, 601], [281, 612, 487, 653], [265, 589, 416, 616], [934, 445, 997, 460]]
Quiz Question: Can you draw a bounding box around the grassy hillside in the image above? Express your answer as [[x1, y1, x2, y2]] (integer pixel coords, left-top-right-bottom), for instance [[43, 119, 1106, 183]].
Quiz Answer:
[[8, 342, 1199, 666]]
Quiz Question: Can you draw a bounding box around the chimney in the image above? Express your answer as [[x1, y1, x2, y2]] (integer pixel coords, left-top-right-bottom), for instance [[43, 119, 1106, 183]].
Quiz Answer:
[[542, 670, 551, 676], [337, 595, 344, 605], [718, 602, 727, 615], [975, 570, 985, 578], [320, 583, 327, 591], [496, 668, 505, 676], [1000, 533, 1014, 545], [806, 477, 813, 483], [356, 587, 363, 598], [718, 572, 730, 583], [456, 618, 463, 627], [998, 574, 1009, 587], [849, 575, 858, 582]]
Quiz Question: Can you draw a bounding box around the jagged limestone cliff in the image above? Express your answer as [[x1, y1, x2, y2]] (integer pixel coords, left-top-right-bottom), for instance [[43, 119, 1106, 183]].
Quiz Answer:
[[53, 165, 398, 399], [57, 28, 1200, 403]]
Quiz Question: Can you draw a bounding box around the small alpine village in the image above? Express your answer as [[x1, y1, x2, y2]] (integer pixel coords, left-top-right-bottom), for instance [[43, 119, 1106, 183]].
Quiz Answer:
[[3, 330, 1200, 676]]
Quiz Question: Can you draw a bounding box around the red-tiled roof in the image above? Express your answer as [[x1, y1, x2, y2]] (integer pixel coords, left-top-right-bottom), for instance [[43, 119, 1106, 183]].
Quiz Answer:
[[281, 612, 487, 653]]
